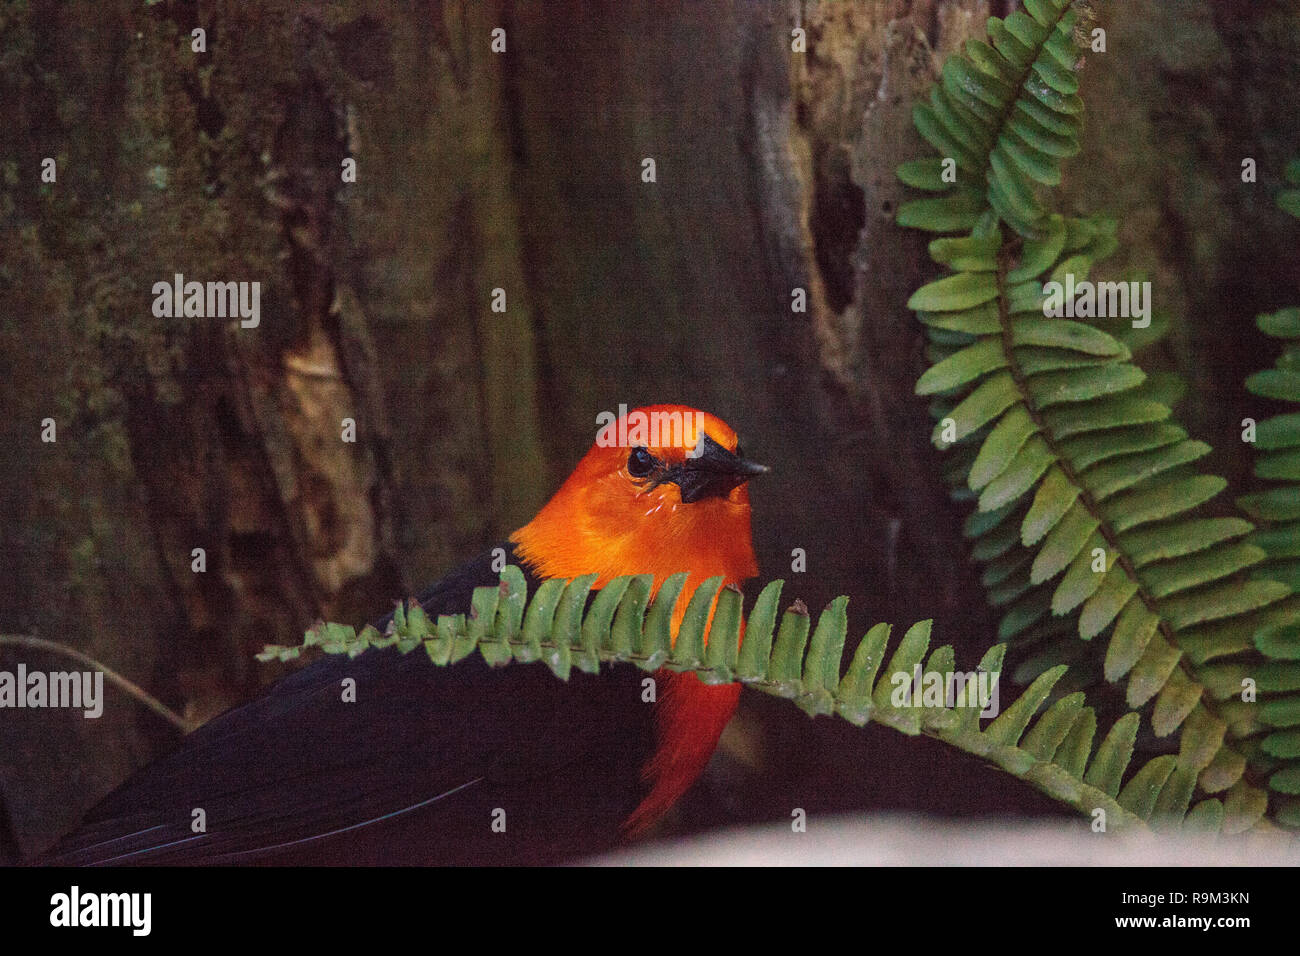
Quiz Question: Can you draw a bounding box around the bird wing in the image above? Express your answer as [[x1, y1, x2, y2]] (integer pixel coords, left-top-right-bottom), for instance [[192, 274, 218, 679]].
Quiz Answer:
[[42, 545, 654, 865]]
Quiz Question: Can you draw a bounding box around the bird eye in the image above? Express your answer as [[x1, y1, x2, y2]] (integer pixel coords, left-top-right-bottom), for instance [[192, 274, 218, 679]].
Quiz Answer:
[[627, 447, 655, 477]]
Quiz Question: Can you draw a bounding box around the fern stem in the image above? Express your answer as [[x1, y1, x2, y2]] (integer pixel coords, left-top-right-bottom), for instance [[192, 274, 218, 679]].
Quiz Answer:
[[992, 239, 1145, 603], [294, 626, 1156, 833], [990, 242, 1248, 771], [974, 2, 1082, 188]]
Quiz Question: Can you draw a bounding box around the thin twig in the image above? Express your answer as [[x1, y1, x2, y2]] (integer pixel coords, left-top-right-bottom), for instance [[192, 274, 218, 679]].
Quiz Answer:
[[0, 635, 195, 733]]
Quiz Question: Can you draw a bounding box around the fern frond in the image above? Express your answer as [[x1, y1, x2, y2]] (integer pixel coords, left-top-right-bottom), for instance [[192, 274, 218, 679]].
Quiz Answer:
[[896, 7, 1297, 829], [897, 0, 1092, 239], [1235, 176, 1300, 826], [260, 569, 1249, 835], [1278, 158, 1300, 219], [909, 221, 1296, 827]]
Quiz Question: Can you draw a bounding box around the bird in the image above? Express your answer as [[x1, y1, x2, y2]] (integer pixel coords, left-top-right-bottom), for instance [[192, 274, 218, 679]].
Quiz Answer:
[[41, 404, 766, 865]]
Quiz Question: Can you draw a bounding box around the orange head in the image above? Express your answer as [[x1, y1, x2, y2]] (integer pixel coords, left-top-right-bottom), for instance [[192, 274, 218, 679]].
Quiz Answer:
[[509, 404, 766, 836], [510, 404, 765, 592]]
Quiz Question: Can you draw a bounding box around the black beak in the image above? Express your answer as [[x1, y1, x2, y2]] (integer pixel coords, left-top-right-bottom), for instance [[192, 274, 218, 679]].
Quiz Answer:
[[673, 433, 769, 503]]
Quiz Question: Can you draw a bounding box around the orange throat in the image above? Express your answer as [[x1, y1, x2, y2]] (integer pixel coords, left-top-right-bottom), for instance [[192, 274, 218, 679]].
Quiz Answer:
[[508, 431, 758, 835]]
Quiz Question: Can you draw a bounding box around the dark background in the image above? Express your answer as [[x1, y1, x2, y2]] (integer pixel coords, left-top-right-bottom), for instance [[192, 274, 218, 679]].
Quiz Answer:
[[2, 0, 1299, 860]]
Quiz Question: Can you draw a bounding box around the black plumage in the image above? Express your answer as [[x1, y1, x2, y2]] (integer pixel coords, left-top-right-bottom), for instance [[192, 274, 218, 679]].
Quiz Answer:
[[41, 545, 656, 865]]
